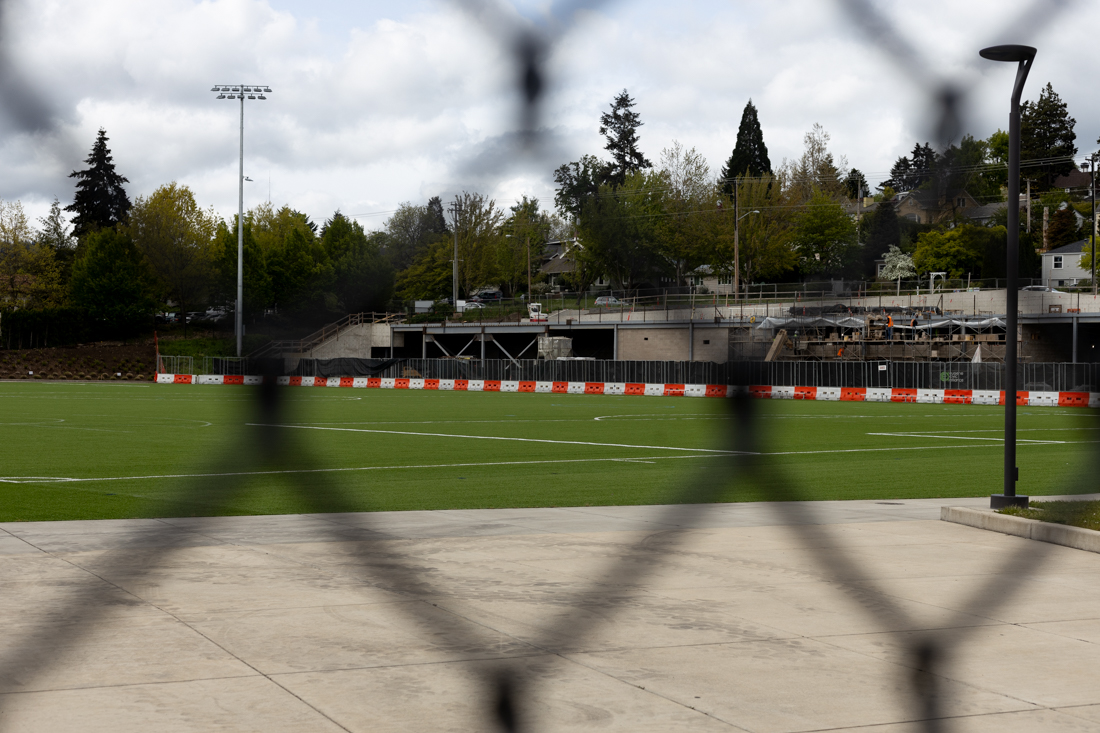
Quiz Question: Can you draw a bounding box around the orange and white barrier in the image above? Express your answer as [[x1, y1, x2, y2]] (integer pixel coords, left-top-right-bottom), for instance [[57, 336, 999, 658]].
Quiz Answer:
[[153, 373, 1098, 409]]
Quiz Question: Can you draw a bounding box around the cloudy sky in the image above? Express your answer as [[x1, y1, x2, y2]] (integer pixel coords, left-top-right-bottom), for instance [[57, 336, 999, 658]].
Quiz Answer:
[[0, 0, 1094, 231]]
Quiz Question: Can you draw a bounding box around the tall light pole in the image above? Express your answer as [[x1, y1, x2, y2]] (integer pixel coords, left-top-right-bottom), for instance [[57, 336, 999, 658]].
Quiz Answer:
[[979, 44, 1035, 510], [212, 84, 271, 357], [449, 198, 462, 308]]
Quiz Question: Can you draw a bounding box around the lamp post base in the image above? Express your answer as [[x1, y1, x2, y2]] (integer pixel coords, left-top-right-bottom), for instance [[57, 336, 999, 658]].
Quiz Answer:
[[990, 494, 1029, 509]]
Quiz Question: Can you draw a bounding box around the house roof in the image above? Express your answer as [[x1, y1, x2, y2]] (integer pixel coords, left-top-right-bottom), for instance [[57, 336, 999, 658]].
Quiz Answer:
[[1043, 239, 1091, 256], [539, 254, 575, 275], [964, 203, 1006, 221], [1051, 170, 1092, 190]]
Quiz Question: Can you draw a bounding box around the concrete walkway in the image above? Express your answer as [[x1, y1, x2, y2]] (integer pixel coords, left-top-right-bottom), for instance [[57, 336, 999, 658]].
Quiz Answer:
[[1, 496, 1099, 732]]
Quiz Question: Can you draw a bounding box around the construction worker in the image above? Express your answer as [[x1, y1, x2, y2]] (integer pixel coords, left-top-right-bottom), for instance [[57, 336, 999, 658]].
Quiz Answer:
[[886, 314, 894, 341], [910, 316, 918, 341]]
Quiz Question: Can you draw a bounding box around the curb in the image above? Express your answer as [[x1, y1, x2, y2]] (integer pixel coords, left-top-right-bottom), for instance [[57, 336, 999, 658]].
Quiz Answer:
[[941, 506, 1100, 554]]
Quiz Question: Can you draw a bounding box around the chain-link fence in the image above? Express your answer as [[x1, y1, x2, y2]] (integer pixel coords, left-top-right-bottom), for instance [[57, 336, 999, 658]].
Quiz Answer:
[[4, 1, 1099, 731]]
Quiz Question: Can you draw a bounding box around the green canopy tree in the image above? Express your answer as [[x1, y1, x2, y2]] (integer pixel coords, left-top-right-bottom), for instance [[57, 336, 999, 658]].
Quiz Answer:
[[66, 129, 131, 238], [215, 219, 271, 319], [395, 239, 454, 300], [128, 183, 218, 322], [791, 192, 858, 276], [321, 212, 394, 313], [69, 228, 157, 336]]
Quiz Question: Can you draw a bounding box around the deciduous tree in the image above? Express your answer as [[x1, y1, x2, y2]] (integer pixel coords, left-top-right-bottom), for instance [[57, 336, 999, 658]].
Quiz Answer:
[[69, 228, 157, 336], [128, 183, 218, 321]]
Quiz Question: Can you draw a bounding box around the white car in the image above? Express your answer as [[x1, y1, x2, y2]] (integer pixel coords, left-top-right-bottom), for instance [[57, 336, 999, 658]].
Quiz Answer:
[[594, 296, 621, 307], [1021, 285, 1063, 293]]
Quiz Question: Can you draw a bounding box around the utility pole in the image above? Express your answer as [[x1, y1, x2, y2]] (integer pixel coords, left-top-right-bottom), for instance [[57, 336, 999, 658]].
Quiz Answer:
[[733, 178, 740, 301], [1090, 154, 1097, 296], [211, 83, 271, 357], [449, 198, 462, 308], [1025, 179, 1031, 233], [526, 231, 532, 299]]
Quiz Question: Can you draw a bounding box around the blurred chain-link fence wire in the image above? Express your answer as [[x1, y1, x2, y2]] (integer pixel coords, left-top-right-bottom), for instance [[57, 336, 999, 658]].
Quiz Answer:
[[1, 1, 1097, 731]]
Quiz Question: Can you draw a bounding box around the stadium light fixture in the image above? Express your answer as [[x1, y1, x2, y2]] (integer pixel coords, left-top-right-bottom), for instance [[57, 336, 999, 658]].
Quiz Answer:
[[211, 82, 272, 357], [979, 44, 1035, 509]]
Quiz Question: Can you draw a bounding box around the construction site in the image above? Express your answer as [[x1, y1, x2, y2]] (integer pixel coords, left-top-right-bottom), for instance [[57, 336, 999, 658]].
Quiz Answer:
[[238, 287, 1100, 369]]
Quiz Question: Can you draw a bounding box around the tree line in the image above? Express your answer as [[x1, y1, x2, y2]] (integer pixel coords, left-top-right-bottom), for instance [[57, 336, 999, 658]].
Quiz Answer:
[[0, 79, 1091, 347]]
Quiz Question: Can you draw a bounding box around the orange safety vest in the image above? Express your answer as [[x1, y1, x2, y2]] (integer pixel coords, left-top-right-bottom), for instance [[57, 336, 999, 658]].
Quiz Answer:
[[887, 315, 894, 327]]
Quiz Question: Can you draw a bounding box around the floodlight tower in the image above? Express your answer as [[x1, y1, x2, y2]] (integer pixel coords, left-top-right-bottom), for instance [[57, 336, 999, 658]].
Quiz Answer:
[[211, 84, 272, 357]]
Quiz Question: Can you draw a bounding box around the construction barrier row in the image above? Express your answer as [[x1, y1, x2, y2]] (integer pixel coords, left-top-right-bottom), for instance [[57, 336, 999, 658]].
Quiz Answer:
[[155, 373, 1100, 408]]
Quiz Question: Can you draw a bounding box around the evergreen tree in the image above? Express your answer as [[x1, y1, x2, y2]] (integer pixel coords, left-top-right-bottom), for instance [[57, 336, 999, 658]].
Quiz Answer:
[[880, 143, 935, 192], [599, 89, 652, 187], [1021, 83, 1077, 189], [66, 129, 131, 238], [720, 99, 771, 193], [844, 168, 868, 200], [553, 154, 607, 219], [864, 201, 901, 254], [1046, 205, 1081, 250], [425, 196, 448, 236]]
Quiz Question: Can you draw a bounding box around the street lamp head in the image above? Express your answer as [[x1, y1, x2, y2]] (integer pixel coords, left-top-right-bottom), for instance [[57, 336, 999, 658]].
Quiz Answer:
[[750, 210, 760, 214], [979, 44, 1036, 63], [216, 94, 226, 100]]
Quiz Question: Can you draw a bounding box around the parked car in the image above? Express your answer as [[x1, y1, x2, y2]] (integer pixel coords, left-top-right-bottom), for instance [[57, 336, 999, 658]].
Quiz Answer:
[[1021, 285, 1064, 293], [470, 290, 503, 303], [594, 296, 621, 307]]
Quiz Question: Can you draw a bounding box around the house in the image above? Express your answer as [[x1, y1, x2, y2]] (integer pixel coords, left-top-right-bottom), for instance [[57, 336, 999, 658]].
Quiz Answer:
[[964, 202, 1006, 226], [537, 239, 611, 291], [1051, 169, 1095, 198], [1040, 239, 1094, 287], [894, 189, 981, 224]]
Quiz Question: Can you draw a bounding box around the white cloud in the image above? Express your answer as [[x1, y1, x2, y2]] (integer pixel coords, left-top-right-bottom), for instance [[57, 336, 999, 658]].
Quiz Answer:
[[0, 0, 1096, 231]]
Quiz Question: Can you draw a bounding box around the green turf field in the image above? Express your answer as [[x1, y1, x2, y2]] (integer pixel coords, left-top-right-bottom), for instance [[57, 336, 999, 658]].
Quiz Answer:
[[0, 381, 1095, 521]]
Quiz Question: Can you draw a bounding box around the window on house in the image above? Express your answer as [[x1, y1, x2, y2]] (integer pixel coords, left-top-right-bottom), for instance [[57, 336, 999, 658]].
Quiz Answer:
[[956, 197, 966, 208], [717, 275, 732, 285], [1053, 255, 1063, 269]]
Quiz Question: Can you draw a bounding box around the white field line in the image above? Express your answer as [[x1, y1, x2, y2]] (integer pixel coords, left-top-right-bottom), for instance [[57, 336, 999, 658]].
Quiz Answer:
[[250, 423, 741, 454], [868, 432, 1071, 444], [0, 455, 714, 484], [4, 437, 1095, 485]]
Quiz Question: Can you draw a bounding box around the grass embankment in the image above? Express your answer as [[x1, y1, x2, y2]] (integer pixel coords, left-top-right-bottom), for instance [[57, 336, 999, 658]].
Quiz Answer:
[[1000, 501, 1100, 531], [157, 335, 271, 358]]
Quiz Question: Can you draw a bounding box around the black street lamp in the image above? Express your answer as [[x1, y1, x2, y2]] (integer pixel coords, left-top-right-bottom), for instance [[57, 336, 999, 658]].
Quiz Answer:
[[979, 44, 1035, 509]]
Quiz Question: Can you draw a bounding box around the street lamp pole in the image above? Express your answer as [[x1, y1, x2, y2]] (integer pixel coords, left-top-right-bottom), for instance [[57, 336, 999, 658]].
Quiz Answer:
[[734, 207, 760, 301], [979, 44, 1035, 509], [212, 84, 271, 357]]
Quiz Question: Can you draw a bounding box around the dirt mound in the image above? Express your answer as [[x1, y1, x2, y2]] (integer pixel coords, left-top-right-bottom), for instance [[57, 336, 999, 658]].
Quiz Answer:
[[0, 343, 158, 381]]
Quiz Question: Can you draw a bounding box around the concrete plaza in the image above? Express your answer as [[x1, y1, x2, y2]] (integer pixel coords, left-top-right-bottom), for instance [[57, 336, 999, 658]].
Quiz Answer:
[[1, 496, 1099, 732]]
